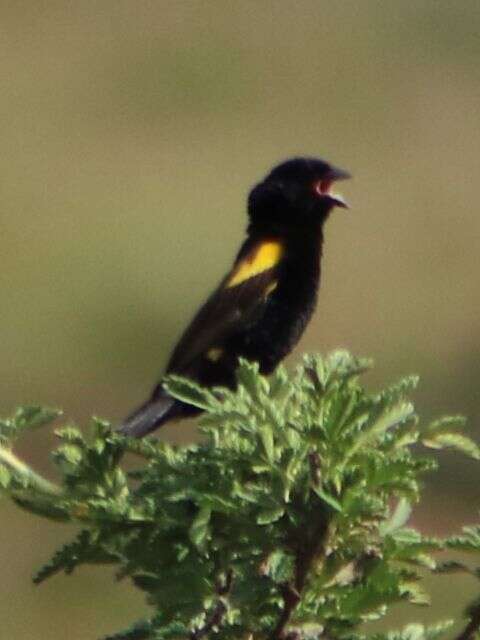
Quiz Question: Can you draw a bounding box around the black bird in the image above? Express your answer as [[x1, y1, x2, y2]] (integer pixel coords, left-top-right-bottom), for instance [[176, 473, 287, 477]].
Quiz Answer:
[[118, 157, 350, 437]]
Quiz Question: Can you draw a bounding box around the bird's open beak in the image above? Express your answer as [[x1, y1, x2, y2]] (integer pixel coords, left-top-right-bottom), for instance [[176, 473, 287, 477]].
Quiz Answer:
[[316, 166, 351, 209]]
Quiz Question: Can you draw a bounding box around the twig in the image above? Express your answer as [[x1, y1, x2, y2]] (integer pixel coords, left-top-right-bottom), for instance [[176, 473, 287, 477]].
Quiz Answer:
[[190, 569, 233, 640], [271, 583, 301, 640], [308, 452, 321, 487], [271, 490, 330, 639], [217, 568, 234, 595], [294, 518, 329, 595], [190, 600, 227, 640], [295, 452, 328, 594], [456, 603, 480, 640]]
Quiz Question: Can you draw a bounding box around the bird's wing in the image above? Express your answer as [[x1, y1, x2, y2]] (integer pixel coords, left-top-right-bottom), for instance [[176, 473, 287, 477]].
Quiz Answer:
[[117, 239, 283, 437], [166, 238, 284, 375]]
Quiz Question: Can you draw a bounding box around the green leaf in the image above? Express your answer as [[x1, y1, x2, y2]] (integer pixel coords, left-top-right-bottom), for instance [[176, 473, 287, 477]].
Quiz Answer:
[[0, 465, 11, 488], [189, 506, 211, 548], [259, 425, 275, 463], [422, 432, 480, 459], [14, 406, 62, 430], [371, 622, 454, 640], [55, 426, 85, 444], [345, 402, 415, 461], [236, 358, 266, 396], [446, 525, 480, 551], [256, 506, 284, 524], [381, 499, 412, 535], [0, 406, 61, 445], [163, 376, 214, 411], [400, 581, 431, 605], [262, 549, 294, 582], [426, 415, 467, 432], [313, 485, 343, 512]]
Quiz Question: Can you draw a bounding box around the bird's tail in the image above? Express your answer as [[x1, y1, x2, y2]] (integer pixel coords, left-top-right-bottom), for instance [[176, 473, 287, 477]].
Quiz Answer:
[[117, 395, 177, 438]]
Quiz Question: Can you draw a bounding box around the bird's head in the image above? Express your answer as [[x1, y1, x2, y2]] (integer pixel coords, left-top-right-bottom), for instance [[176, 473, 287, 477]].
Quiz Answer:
[[248, 157, 351, 233]]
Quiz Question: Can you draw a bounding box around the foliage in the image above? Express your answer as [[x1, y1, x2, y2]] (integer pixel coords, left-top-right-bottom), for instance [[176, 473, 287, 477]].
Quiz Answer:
[[1, 352, 480, 640]]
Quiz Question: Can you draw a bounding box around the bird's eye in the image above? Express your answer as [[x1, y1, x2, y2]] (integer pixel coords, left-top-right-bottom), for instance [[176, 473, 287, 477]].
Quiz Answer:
[[313, 179, 332, 196]]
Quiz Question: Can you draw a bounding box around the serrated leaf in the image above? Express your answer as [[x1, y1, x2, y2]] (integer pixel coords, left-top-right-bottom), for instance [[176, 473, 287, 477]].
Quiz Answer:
[[14, 406, 62, 430], [56, 444, 83, 466], [400, 580, 430, 605], [327, 350, 373, 381], [102, 619, 153, 640], [446, 525, 480, 551], [422, 432, 480, 459], [376, 621, 454, 640], [54, 426, 85, 444], [346, 402, 415, 461], [163, 376, 214, 411], [380, 499, 412, 535], [433, 560, 471, 574], [0, 464, 11, 488], [313, 486, 343, 512], [232, 480, 260, 503], [426, 415, 467, 432], [174, 544, 190, 562], [412, 553, 437, 570], [189, 506, 211, 548], [257, 506, 284, 524], [236, 358, 262, 395], [259, 425, 274, 463], [262, 549, 294, 582], [269, 365, 291, 401]]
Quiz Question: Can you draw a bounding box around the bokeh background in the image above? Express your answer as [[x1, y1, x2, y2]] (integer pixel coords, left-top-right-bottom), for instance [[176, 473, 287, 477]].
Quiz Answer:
[[1, 2, 479, 638]]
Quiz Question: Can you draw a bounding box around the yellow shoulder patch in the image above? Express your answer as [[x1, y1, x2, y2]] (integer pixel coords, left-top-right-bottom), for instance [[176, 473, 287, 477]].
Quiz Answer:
[[206, 347, 224, 362], [226, 240, 284, 288]]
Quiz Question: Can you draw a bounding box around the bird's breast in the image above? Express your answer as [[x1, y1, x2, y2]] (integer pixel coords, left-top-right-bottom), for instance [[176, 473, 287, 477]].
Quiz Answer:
[[234, 244, 321, 373]]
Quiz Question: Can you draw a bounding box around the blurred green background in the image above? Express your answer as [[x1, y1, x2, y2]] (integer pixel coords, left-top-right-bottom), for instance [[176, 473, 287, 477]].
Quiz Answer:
[[1, 2, 479, 637]]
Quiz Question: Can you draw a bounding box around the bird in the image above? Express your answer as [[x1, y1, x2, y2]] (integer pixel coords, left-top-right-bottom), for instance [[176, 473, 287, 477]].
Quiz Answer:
[[118, 157, 350, 437]]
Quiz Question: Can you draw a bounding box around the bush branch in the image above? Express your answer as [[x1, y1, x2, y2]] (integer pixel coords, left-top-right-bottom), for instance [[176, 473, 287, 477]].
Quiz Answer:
[[455, 603, 480, 640]]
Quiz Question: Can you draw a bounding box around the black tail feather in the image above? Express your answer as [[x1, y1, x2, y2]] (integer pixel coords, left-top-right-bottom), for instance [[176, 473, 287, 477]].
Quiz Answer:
[[117, 396, 177, 438]]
